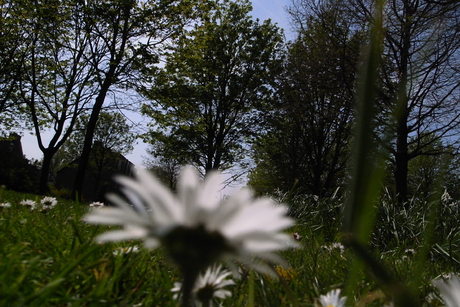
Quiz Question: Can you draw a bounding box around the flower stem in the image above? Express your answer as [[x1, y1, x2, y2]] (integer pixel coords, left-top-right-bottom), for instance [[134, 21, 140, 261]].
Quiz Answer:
[[181, 269, 199, 307]]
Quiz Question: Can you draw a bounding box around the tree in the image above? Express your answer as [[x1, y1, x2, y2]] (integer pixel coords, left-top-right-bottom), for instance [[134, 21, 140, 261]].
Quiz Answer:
[[52, 111, 135, 198], [144, 155, 181, 190], [0, 0, 30, 129], [405, 136, 453, 200], [248, 5, 362, 197], [140, 0, 284, 175], [61, 111, 135, 162], [334, 0, 460, 202], [15, 0, 96, 194], [444, 154, 460, 200], [71, 0, 205, 200]]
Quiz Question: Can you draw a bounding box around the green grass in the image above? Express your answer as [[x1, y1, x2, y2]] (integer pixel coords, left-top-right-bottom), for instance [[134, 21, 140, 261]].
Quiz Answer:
[[1, 189, 458, 306], [2, 1, 454, 306], [0, 190, 178, 307]]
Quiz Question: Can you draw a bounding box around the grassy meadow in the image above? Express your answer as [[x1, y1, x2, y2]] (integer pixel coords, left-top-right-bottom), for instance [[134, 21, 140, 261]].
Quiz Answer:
[[1, 1, 458, 306], [1, 187, 459, 307]]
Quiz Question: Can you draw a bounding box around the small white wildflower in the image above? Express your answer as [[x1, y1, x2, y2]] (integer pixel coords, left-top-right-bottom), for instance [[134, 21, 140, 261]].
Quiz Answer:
[[425, 291, 439, 306], [89, 201, 105, 207], [433, 273, 460, 307], [404, 248, 415, 256], [331, 243, 345, 253], [322, 242, 345, 254], [113, 246, 140, 256], [20, 199, 37, 210], [0, 202, 11, 208], [318, 289, 347, 307], [172, 265, 234, 307], [443, 273, 454, 280], [40, 196, 58, 209], [442, 189, 453, 203]]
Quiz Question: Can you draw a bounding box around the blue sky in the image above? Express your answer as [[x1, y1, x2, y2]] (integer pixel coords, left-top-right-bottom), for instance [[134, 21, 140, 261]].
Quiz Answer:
[[251, 0, 293, 38], [20, 0, 294, 166]]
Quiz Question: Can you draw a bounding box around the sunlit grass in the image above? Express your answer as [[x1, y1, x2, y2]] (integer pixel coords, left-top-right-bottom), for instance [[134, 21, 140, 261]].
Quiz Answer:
[[0, 188, 457, 306]]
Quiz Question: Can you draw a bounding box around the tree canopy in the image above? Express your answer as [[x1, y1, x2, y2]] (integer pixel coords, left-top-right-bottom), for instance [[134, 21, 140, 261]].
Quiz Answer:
[[140, 0, 284, 175], [249, 3, 363, 197], [342, 0, 460, 202], [2, 0, 460, 204], [71, 0, 206, 200]]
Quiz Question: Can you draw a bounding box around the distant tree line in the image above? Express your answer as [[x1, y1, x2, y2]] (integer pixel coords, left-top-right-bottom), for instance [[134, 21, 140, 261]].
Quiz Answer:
[[0, 0, 204, 198], [249, 0, 460, 202], [1, 0, 460, 204]]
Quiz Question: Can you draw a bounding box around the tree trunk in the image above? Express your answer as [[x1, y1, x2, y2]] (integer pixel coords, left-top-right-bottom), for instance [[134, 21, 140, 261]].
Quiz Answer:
[[38, 149, 55, 195], [72, 86, 110, 201], [393, 0, 412, 205], [71, 0, 135, 201], [394, 117, 409, 203]]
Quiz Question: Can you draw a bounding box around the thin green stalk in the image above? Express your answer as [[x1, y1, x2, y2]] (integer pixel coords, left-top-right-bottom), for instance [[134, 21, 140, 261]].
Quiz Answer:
[[181, 268, 199, 307], [248, 269, 254, 307], [342, 0, 387, 301]]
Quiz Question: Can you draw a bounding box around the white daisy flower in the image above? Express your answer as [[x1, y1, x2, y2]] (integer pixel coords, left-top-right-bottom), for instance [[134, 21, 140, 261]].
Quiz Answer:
[[89, 201, 105, 207], [404, 248, 415, 256], [84, 166, 296, 275], [172, 265, 235, 307], [113, 246, 140, 256], [433, 273, 460, 307], [442, 189, 453, 203], [321, 242, 345, 255], [40, 196, 58, 209], [20, 199, 37, 210], [318, 289, 347, 307], [442, 273, 454, 280], [331, 243, 345, 254], [0, 202, 11, 208]]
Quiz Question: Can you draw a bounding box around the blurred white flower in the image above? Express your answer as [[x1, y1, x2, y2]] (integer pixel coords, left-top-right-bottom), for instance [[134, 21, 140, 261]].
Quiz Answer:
[[20, 199, 37, 210], [442, 189, 453, 203], [433, 273, 460, 307], [442, 273, 454, 280], [84, 166, 296, 275], [89, 202, 105, 207], [113, 246, 140, 256], [425, 291, 439, 306], [318, 289, 346, 307], [172, 265, 234, 307], [404, 248, 415, 256], [322, 242, 345, 255], [0, 202, 11, 208], [40, 196, 58, 209]]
